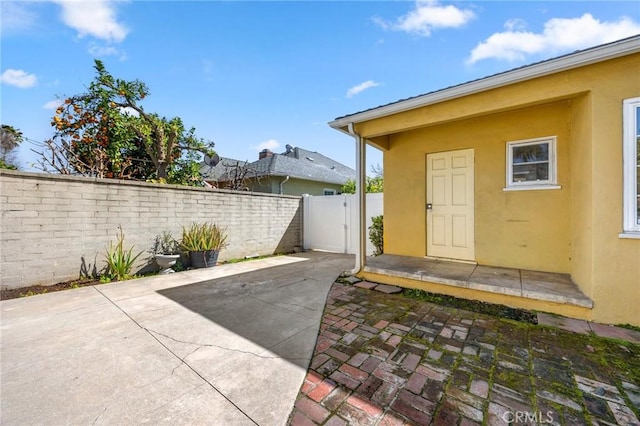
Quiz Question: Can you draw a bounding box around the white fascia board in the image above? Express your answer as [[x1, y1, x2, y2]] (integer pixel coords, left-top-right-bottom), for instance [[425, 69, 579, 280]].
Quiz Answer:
[[329, 36, 640, 129]]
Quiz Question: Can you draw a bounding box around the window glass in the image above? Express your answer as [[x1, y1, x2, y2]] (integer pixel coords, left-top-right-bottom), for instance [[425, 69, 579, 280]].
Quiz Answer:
[[507, 138, 555, 187], [512, 143, 549, 164], [636, 107, 639, 224], [512, 143, 549, 182], [622, 98, 640, 234]]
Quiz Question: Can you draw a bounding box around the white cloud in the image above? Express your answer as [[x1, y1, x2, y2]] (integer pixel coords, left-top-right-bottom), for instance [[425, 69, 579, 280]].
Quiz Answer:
[[119, 107, 139, 117], [43, 99, 63, 110], [504, 18, 527, 32], [88, 43, 116, 56], [53, 0, 128, 43], [346, 80, 381, 98], [374, 0, 475, 37], [468, 13, 640, 64], [0, 69, 37, 88], [1, 1, 38, 34], [88, 43, 127, 61], [253, 139, 280, 151]]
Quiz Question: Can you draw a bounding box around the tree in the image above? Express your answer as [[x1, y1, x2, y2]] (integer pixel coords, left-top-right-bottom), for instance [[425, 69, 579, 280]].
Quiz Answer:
[[341, 164, 384, 194], [35, 60, 215, 185], [0, 124, 23, 170], [216, 160, 262, 191]]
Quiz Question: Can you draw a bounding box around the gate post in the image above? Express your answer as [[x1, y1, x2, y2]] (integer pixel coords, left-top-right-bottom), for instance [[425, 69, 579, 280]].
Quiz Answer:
[[302, 194, 310, 250]]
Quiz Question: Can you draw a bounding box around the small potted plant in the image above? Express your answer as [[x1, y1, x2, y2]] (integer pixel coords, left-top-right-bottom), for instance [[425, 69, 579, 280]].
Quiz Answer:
[[180, 222, 228, 268], [152, 231, 182, 274]]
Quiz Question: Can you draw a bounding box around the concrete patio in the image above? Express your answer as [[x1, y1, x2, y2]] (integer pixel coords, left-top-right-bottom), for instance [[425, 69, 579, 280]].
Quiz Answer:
[[0, 252, 353, 425], [3, 251, 638, 426]]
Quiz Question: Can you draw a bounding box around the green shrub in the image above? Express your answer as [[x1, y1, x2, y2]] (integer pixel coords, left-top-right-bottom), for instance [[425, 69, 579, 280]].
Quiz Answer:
[[340, 176, 383, 194], [152, 231, 181, 255], [180, 222, 228, 252], [0, 159, 18, 170], [104, 227, 142, 281], [369, 215, 383, 256]]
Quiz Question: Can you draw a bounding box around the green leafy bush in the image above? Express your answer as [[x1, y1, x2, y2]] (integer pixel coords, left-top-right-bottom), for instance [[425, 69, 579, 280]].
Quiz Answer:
[[340, 165, 383, 194], [180, 222, 228, 252], [340, 176, 383, 194], [104, 227, 142, 281], [0, 159, 18, 170], [152, 231, 181, 255], [369, 215, 383, 256]]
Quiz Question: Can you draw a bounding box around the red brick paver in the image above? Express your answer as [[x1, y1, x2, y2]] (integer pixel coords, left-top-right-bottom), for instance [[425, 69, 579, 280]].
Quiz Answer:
[[287, 282, 640, 426], [308, 379, 337, 402]]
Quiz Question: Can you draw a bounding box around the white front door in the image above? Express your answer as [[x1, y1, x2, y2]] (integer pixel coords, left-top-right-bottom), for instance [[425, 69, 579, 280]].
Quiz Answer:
[[426, 149, 475, 261]]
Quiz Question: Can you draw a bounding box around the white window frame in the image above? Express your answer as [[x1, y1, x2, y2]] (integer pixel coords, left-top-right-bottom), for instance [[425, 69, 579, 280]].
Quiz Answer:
[[504, 136, 560, 191], [323, 188, 337, 196], [620, 97, 640, 238]]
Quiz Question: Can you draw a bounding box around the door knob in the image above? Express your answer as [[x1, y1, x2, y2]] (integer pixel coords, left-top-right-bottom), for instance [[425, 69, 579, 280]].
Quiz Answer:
[[426, 203, 432, 210]]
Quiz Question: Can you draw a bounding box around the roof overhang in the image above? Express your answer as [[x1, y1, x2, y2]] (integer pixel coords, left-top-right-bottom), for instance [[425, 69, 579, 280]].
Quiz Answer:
[[329, 35, 640, 131]]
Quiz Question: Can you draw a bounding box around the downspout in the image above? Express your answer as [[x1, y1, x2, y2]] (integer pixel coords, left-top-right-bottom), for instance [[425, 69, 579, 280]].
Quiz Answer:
[[347, 122, 366, 276], [279, 175, 290, 195]]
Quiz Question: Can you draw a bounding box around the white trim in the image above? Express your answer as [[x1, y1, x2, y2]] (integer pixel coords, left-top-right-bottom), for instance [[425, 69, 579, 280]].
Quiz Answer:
[[505, 136, 558, 189], [503, 185, 562, 192], [329, 36, 640, 129], [619, 232, 640, 239], [622, 97, 640, 234]]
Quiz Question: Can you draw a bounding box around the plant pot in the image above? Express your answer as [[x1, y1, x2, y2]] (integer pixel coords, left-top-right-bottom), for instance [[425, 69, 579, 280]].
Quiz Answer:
[[155, 254, 180, 274], [189, 250, 219, 268]]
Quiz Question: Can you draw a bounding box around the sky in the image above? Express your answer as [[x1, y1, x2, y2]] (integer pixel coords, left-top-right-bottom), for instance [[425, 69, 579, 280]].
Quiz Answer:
[[1, 0, 639, 175]]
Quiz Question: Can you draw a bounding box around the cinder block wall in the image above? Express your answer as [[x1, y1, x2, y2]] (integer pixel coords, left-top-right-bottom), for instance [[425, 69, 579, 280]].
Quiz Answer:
[[0, 170, 302, 289]]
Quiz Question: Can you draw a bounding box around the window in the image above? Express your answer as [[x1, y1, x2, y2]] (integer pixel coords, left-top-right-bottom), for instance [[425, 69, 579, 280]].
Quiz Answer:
[[621, 97, 640, 237], [505, 136, 559, 191], [323, 188, 337, 196]]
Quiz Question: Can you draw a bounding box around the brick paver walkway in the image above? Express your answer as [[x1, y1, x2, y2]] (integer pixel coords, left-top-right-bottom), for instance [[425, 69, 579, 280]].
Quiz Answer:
[[288, 282, 640, 425]]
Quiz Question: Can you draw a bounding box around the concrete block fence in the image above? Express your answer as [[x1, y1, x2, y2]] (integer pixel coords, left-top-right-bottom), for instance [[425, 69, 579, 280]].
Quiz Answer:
[[0, 170, 302, 289]]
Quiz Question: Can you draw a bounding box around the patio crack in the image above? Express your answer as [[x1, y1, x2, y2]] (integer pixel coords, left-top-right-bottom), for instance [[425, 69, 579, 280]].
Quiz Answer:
[[171, 346, 202, 376], [93, 287, 260, 426], [145, 327, 308, 361], [92, 407, 106, 425]]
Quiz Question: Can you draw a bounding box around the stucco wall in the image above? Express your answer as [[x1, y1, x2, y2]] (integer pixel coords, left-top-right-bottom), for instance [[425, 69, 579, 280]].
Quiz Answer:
[[0, 170, 302, 289], [587, 74, 640, 325], [385, 100, 572, 273], [569, 94, 595, 299], [357, 53, 640, 325]]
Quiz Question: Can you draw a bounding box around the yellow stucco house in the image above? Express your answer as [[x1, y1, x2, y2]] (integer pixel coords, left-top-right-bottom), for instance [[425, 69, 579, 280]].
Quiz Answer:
[[330, 35, 640, 326]]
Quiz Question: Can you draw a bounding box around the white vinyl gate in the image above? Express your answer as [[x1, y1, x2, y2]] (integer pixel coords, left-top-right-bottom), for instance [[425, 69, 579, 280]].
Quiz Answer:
[[302, 193, 383, 255]]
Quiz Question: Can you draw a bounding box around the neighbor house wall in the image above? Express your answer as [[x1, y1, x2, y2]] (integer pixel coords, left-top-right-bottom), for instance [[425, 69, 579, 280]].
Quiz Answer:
[[0, 170, 302, 289], [249, 177, 343, 196]]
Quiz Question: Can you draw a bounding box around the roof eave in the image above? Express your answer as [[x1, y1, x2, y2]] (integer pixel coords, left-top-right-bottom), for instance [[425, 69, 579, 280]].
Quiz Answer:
[[328, 36, 640, 129], [263, 172, 353, 185]]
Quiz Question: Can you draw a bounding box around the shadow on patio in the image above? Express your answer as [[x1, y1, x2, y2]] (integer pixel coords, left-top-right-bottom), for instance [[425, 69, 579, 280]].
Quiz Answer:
[[155, 252, 354, 369]]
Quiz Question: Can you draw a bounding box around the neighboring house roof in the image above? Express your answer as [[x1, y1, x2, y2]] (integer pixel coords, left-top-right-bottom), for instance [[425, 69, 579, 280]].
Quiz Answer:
[[201, 157, 248, 182], [329, 35, 640, 129], [202, 146, 355, 185]]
